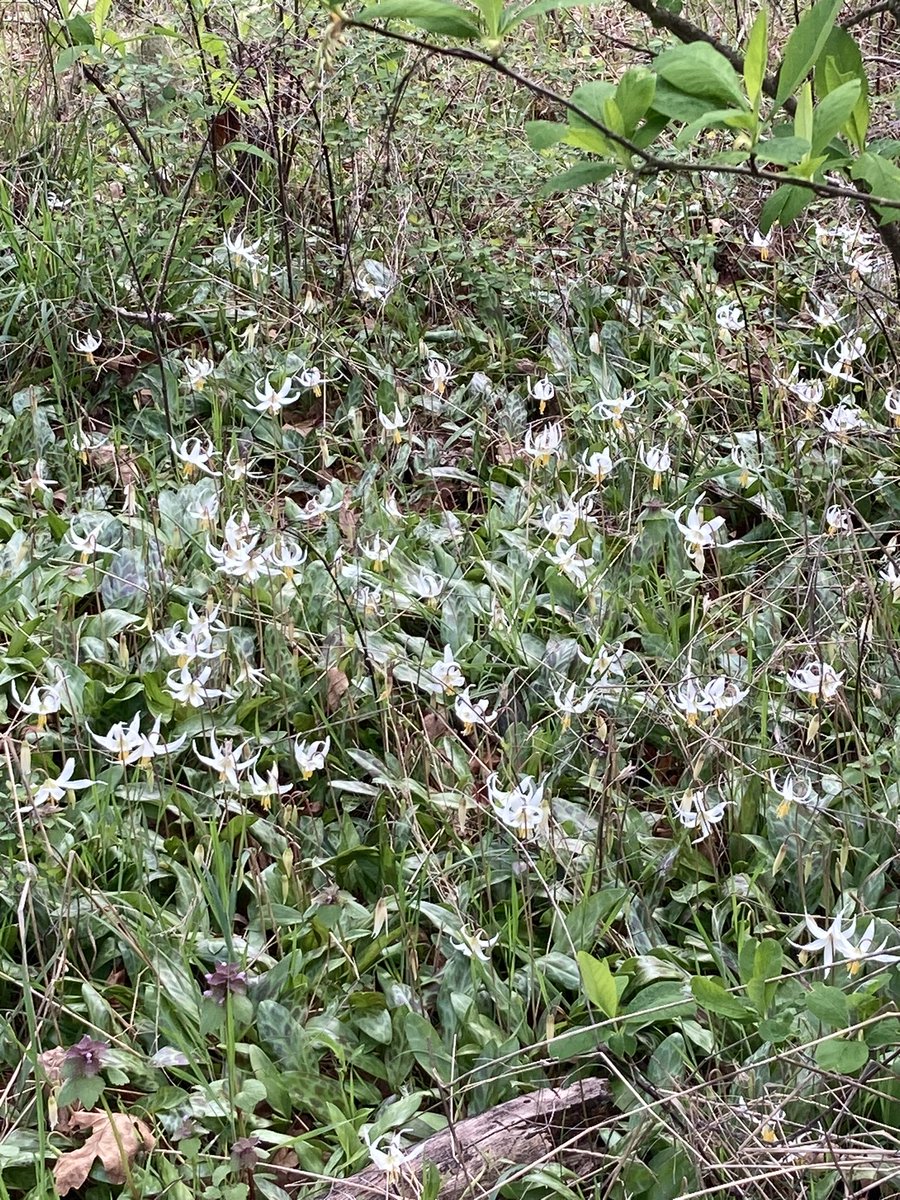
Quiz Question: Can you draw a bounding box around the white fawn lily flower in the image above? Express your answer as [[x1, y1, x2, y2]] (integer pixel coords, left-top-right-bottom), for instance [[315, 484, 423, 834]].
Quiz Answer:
[[195, 733, 259, 790], [747, 227, 772, 259], [523, 422, 564, 468], [675, 788, 728, 843], [406, 569, 443, 606], [592, 389, 638, 427], [768, 771, 829, 819], [298, 366, 323, 394], [579, 642, 626, 687], [223, 229, 264, 273], [11, 681, 62, 729], [294, 735, 330, 779], [672, 675, 708, 724], [360, 533, 398, 573], [361, 1129, 423, 1182], [224, 447, 260, 482], [581, 447, 618, 484], [89, 714, 143, 764], [808, 298, 841, 328], [130, 718, 187, 768], [72, 330, 102, 363], [528, 375, 555, 413], [231, 658, 268, 692], [547, 539, 593, 588], [249, 374, 298, 417], [701, 676, 749, 716], [845, 921, 900, 975], [155, 621, 219, 668], [777, 368, 825, 417], [448, 927, 499, 960], [165, 664, 226, 708], [821, 401, 865, 438], [487, 773, 549, 840], [791, 908, 859, 974], [879, 558, 900, 599], [817, 334, 866, 383], [430, 645, 466, 695], [715, 301, 744, 332], [246, 764, 292, 809], [553, 681, 600, 729], [541, 496, 581, 539], [672, 497, 727, 571], [172, 436, 221, 478], [186, 489, 221, 529], [824, 506, 852, 535], [638, 442, 671, 490], [453, 689, 496, 734], [378, 406, 409, 444], [206, 538, 271, 583], [65, 520, 117, 562], [730, 445, 755, 488], [31, 758, 94, 809], [884, 387, 900, 427], [268, 538, 307, 581], [424, 357, 453, 395], [184, 357, 214, 391], [785, 659, 844, 704]]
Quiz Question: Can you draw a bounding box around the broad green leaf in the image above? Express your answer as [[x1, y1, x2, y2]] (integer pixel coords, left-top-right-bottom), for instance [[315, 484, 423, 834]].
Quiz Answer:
[[548, 1026, 600, 1059], [760, 183, 810, 231], [744, 9, 768, 110], [754, 939, 784, 983], [794, 81, 813, 143], [55, 43, 92, 72], [775, 0, 842, 107], [360, 0, 482, 38], [501, 0, 591, 34], [647, 1032, 688, 1089], [754, 135, 811, 165], [850, 152, 900, 220], [621, 981, 695, 1031], [569, 81, 616, 126], [654, 42, 748, 109], [402, 1011, 454, 1083], [525, 120, 567, 150], [690, 977, 754, 1020], [561, 82, 618, 155], [577, 951, 618, 1018], [806, 983, 849, 1028], [564, 128, 614, 156], [614, 67, 656, 137], [676, 106, 757, 145], [650, 81, 717, 123], [632, 110, 669, 149], [815, 1037, 869, 1073], [66, 13, 95, 45], [472, 0, 503, 36], [816, 28, 869, 150], [851, 150, 900, 196], [257, 1000, 313, 1073], [811, 79, 861, 154], [540, 161, 616, 195], [738, 937, 758, 985]]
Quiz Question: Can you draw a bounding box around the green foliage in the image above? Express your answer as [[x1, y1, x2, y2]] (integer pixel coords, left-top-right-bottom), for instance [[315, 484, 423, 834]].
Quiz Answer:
[[1, 3, 900, 1200]]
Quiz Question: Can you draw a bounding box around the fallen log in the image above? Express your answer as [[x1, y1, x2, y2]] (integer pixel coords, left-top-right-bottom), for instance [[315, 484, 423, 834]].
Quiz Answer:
[[312, 1077, 612, 1200]]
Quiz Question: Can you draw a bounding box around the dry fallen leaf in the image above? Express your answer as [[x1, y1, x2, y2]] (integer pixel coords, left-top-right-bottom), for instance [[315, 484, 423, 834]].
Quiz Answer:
[[53, 1111, 155, 1196], [324, 666, 350, 713], [337, 496, 357, 545], [38, 1047, 67, 1086]]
